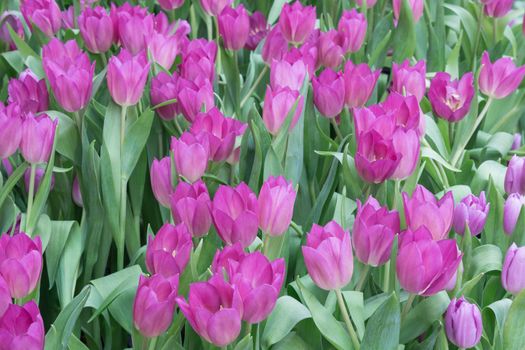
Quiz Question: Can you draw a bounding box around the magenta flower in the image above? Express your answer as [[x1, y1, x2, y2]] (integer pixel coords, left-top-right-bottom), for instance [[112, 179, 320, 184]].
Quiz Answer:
[[484, 0, 513, 18], [8, 70, 49, 114], [343, 61, 380, 108], [262, 27, 288, 64], [396, 227, 462, 296], [402, 185, 454, 240], [109, 3, 148, 44], [150, 157, 174, 208], [170, 180, 212, 238], [148, 32, 180, 71], [258, 176, 296, 237], [263, 86, 304, 135], [171, 132, 209, 183], [445, 297, 482, 349], [503, 193, 525, 234], [107, 49, 150, 107], [317, 30, 345, 69], [393, 0, 424, 23], [42, 39, 95, 113], [177, 275, 243, 347], [453, 192, 490, 236], [270, 59, 307, 91], [0, 103, 23, 159], [392, 59, 427, 102], [338, 9, 367, 53], [21, 114, 57, 165], [218, 5, 250, 51], [479, 51, 525, 99], [502, 243, 525, 294], [245, 11, 269, 50], [313, 68, 345, 118], [181, 39, 217, 82], [0, 301, 44, 349], [428, 72, 475, 122], [133, 274, 179, 338], [61, 6, 75, 30], [505, 155, 525, 195], [177, 77, 215, 122], [20, 0, 62, 37], [78, 6, 113, 54], [353, 196, 400, 266], [211, 243, 247, 275], [390, 127, 420, 180], [158, 0, 185, 11], [150, 72, 180, 121], [200, 0, 233, 16], [380, 92, 425, 137], [0, 12, 25, 50], [302, 221, 353, 290], [118, 12, 154, 55], [278, 1, 316, 45], [355, 130, 400, 183], [212, 183, 258, 248], [146, 223, 193, 277], [0, 277, 9, 319]]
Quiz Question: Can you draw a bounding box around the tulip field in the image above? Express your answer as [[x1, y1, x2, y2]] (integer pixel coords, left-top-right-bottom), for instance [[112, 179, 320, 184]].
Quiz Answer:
[[1, 0, 525, 349]]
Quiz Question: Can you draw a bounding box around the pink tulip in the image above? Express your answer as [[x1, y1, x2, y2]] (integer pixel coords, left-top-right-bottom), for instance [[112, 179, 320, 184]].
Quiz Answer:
[[212, 183, 258, 248], [177, 77, 215, 122], [258, 176, 296, 237], [484, 0, 513, 18], [200, 0, 233, 16], [0, 103, 23, 159], [313, 68, 345, 118], [170, 180, 212, 238], [148, 32, 180, 70], [78, 6, 113, 54], [353, 196, 400, 266], [479, 51, 525, 99], [109, 3, 149, 44], [133, 274, 179, 338], [503, 193, 525, 234], [107, 49, 150, 107], [211, 243, 247, 275], [392, 59, 427, 102], [453, 192, 490, 236], [505, 155, 525, 195], [150, 157, 174, 208], [177, 275, 243, 347], [390, 127, 420, 180], [396, 227, 462, 296], [393, 0, 424, 23], [270, 59, 307, 91], [42, 39, 95, 113], [146, 223, 193, 277], [158, 0, 185, 11], [445, 297, 482, 349], [20, 0, 62, 37], [245, 11, 269, 50], [355, 130, 401, 183], [338, 9, 367, 53], [20, 114, 57, 164], [302, 221, 353, 290], [502, 243, 525, 294], [118, 12, 154, 55], [402, 185, 454, 240], [317, 30, 345, 69], [262, 86, 304, 135], [343, 61, 380, 108], [356, 0, 378, 7], [171, 132, 209, 183], [181, 39, 217, 82], [0, 12, 25, 51], [150, 72, 180, 120], [218, 5, 250, 51], [0, 301, 44, 349], [72, 176, 83, 207], [262, 27, 288, 64], [0, 277, 9, 319], [278, 1, 316, 45], [191, 108, 247, 162], [428, 72, 474, 122], [61, 6, 75, 30], [380, 92, 425, 136], [0, 233, 42, 299], [8, 70, 49, 115]]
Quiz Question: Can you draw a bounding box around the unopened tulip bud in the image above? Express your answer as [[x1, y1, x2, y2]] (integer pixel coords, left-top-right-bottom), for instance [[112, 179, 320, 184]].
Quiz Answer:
[[171, 133, 209, 183], [504, 156, 525, 195], [278, 1, 316, 45], [146, 223, 193, 277], [502, 243, 525, 294], [445, 297, 482, 348], [218, 5, 250, 51], [453, 192, 490, 236], [170, 180, 212, 238], [20, 114, 57, 165], [258, 176, 296, 236], [107, 49, 150, 107]]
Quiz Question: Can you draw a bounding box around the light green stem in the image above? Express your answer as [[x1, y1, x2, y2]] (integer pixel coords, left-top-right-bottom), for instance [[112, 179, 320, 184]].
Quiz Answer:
[[331, 119, 343, 141], [401, 294, 416, 321], [335, 289, 361, 349], [356, 265, 371, 292], [147, 337, 158, 350], [118, 105, 128, 271], [26, 163, 37, 235]]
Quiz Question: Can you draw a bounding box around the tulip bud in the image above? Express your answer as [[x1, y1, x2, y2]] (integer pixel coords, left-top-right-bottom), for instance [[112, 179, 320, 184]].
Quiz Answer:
[[212, 183, 258, 248], [0, 12, 25, 51], [278, 1, 316, 45], [396, 227, 462, 296], [355, 130, 400, 183], [317, 30, 345, 69], [502, 243, 525, 294], [262, 27, 288, 64], [338, 9, 367, 54], [445, 297, 482, 348], [0, 277, 10, 318], [146, 223, 192, 277], [158, 0, 185, 11], [177, 77, 215, 122], [270, 59, 307, 91], [171, 133, 209, 183], [72, 176, 83, 207], [353, 196, 400, 266], [0, 301, 44, 349], [393, 0, 424, 23], [402, 185, 454, 240], [61, 6, 75, 30], [343, 61, 380, 108], [390, 128, 420, 180], [258, 176, 296, 237], [453, 192, 490, 236], [42, 39, 95, 113], [181, 40, 216, 82], [24, 166, 55, 194], [503, 193, 525, 234], [262, 86, 304, 136], [119, 13, 154, 55], [177, 275, 243, 347], [245, 11, 268, 50], [78, 6, 114, 54], [150, 157, 174, 208], [150, 72, 180, 121], [110, 3, 149, 44], [512, 133, 522, 151], [107, 49, 150, 107], [0, 233, 42, 299], [479, 51, 525, 99], [0, 103, 23, 159], [8, 70, 49, 114], [170, 180, 212, 238], [148, 32, 181, 71], [20, 114, 57, 165], [313, 68, 345, 118], [505, 156, 525, 195], [200, 0, 233, 16], [218, 5, 250, 51], [302, 221, 353, 290], [428, 72, 475, 122], [20, 0, 62, 37], [133, 274, 179, 338], [391, 59, 426, 102], [484, 0, 513, 18]]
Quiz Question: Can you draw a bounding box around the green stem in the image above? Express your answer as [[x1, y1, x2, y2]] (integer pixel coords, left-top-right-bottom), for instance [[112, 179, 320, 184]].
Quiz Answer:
[[262, 233, 270, 256], [240, 66, 269, 108], [335, 289, 361, 349], [355, 265, 371, 292], [148, 337, 158, 350], [73, 111, 82, 133], [471, 7, 483, 70], [99, 52, 107, 67], [214, 17, 222, 76], [383, 263, 390, 292], [26, 163, 37, 235], [330, 119, 343, 141], [401, 294, 416, 321], [118, 105, 128, 271]]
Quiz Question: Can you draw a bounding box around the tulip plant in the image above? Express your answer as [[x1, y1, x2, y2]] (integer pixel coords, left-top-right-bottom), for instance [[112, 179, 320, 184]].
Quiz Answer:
[[0, 0, 525, 349]]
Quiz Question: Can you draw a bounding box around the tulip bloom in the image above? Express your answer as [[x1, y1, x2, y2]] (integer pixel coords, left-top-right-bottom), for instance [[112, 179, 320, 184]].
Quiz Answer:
[[338, 9, 367, 53], [445, 297, 482, 349], [146, 223, 193, 277], [20, 114, 57, 165], [270, 59, 307, 91], [78, 6, 113, 54], [353, 196, 400, 266], [170, 180, 212, 238], [42, 39, 95, 113], [316, 30, 344, 69], [313, 69, 345, 118], [218, 5, 250, 51], [20, 0, 62, 37], [171, 132, 209, 183], [382, 92, 425, 136], [0, 301, 44, 349], [354, 130, 400, 183], [211, 243, 247, 275], [479, 51, 525, 99], [402, 185, 454, 240], [150, 72, 180, 121], [262, 27, 288, 64], [302, 221, 353, 290], [109, 3, 149, 44], [505, 155, 525, 195], [0, 277, 9, 319], [118, 13, 154, 55], [212, 183, 258, 248], [0, 12, 25, 50], [391, 59, 426, 102], [502, 243, 525, 294], [181, 40, 216, 82], [393, 0, 424, 23], [503, 193, 525, 234], [8, 70, 49, 114], [396, 227, 462, 296], [0, 233, 42, 299], [148, 32, 180, 71], [258, 176, 296, 237], [177, 77, 215, 122], [199, 0, 233, 16], [453, 192, 490, 236], [107, 49, 150, 107], [262, 86, 304, 135], [428, 72, 475, 122], [0, 103, 23, 159], [133, 274, 179, 338], [484, 0, 513, 18], [278, 1, 316, 45], [158, 0, 185, 11], [343, 61, 380, 108], [245, 11, 268, 50], [150, 157, 174, 208]]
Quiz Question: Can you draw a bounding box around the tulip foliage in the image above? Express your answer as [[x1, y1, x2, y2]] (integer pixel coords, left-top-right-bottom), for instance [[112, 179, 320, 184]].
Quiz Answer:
[[0, 0, 525, 349]]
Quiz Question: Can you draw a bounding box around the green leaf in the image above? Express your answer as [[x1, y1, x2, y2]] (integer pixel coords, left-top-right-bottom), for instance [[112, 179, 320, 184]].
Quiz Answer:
[[392, 0, 416, 61], [470, 244, 503, 276], [44, 221, 76, 289], [268, 0, 292, 24], [361, 293, 400, 350], [421, 146, 460, 172], [56, 223, 83, 308], [122, 108, 154, 178], [471, 160, 507, 194], [0, 162, 28, 209], [503, 290, 525, 349], [46, 111, 81, 164], [342, 291, 364, 339], [7, 23, 39, 58], [234, 334, 253, 350]]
